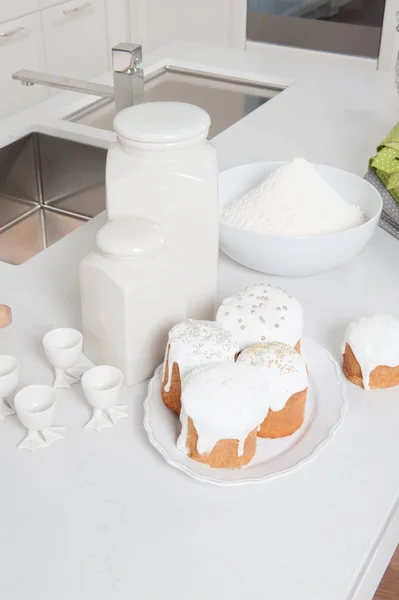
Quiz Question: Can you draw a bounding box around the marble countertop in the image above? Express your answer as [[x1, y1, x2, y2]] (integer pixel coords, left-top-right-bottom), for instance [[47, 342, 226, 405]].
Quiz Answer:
[[0, 42, 399, 600]]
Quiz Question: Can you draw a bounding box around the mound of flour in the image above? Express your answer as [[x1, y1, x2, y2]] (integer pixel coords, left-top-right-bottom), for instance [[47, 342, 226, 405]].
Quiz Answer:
[[222, 158, 365, 236]]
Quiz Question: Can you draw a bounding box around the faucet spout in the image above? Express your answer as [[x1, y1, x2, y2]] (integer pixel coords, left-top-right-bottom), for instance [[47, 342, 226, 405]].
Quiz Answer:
[[12, 70, 114, 99], [11, 42, 144, 113]]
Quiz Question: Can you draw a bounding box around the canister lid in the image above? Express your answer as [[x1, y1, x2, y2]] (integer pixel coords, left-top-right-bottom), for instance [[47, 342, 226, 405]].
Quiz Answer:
[[113, 101, 211, 143], [96, 218, 164, 258]]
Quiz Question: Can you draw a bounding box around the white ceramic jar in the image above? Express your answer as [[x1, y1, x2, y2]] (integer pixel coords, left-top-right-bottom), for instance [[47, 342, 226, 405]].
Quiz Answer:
[[79, 217, 186, 386], [106, 101, 219, 321]]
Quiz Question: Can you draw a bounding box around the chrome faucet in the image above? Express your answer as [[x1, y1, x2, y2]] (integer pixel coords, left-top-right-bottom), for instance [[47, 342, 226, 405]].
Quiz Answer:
[[12, 43, 144, 112]]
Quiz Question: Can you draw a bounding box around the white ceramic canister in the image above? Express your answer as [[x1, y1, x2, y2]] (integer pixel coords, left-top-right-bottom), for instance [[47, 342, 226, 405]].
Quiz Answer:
[[106, 101, 218, 321], [79, 217, 186, 386]]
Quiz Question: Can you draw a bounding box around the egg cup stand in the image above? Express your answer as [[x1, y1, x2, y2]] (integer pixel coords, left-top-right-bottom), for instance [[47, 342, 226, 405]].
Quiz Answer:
[[81, 365, 127, 433], [0, 310, 15, 419], [53, 353, 96, 389], [43, 328, 96, 390], [0, 331, 128, 451], [84, 406, 128, 432], [0, 398, 15, 420], [18, 427, 66, 452]]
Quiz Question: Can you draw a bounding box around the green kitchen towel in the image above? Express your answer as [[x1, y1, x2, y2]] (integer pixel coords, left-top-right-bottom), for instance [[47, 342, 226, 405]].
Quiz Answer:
[[370, 122, 399, 203]]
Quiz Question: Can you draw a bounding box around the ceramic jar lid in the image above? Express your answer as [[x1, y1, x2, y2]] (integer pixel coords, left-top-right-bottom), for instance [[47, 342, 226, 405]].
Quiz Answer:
[[113, 101, 211, 143], [96, 218, 164, 258]]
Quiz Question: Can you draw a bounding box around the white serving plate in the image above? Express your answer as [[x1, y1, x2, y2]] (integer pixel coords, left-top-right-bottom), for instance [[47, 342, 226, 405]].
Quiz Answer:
[[143, 338, 348, 486], [219, 161, 382, 276]]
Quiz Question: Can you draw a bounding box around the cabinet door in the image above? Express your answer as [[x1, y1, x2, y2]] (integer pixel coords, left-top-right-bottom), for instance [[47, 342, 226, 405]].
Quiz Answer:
[[0, 0, 40, 25], [129, 0, 246, 51], [105, 0, 129, 47], [39, 0, 69, 8], [42, 0, 109, 80], [0, 13, 47, 119]]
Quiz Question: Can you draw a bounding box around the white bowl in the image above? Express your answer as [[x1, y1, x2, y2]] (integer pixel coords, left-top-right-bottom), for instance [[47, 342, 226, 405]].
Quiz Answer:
[[219, 162, 382, 276]]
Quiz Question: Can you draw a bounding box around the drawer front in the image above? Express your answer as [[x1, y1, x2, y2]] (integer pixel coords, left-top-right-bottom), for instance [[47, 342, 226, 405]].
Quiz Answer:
[[39, 0, 70, 8], [0, 13, 47, 119], [0, 0, 40, 24], [42, 0, 109, 79]]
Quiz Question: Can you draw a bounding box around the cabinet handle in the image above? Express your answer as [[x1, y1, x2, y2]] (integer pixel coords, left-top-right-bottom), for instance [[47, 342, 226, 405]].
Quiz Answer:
[[0, 25, 25, 38], [63, 2, 92, 16], [396, 10, 399, 32]]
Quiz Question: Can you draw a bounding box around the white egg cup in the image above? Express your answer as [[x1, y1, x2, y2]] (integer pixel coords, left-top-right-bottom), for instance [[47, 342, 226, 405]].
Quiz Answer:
[[81, 365, 127, 432], [0, 355, 19, 420], [14, 384, 65, 452], [42, 328, 94, 389]]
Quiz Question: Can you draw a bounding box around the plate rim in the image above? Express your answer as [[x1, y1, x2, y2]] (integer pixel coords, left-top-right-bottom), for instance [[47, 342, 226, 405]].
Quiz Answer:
[[143, 337, 348, 486]]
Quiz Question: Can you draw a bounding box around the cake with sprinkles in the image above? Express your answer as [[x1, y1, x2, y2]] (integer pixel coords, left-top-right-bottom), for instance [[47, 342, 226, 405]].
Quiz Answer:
[[216, 283, 303, 352], [160, 285, 308, 469], [162, 320, 239, 414], [237, 341, 308, 438], [342, 314, 399, 390]]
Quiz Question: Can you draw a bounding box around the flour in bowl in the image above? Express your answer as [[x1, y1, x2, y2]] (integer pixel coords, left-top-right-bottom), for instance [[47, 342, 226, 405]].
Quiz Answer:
[[221, 158, 365, 236]]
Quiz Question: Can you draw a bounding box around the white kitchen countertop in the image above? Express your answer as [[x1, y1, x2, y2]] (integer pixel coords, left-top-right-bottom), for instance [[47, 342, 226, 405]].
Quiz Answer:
[[1, 42, 399, 600]]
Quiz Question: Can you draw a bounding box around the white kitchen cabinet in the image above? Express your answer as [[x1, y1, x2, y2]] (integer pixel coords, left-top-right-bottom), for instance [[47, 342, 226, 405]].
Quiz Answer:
[[0, 0, 40, 24], [0, 13, 47, 119], [128, 0, 246, 51], [39, 0, 70, 8], [105, 0, 129, 47], [41, 0, 109, 80]]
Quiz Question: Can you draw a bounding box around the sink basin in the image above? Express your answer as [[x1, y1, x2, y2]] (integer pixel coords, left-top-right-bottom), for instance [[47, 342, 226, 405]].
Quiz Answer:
[[68, 66, 282, 138], [0, 133, 106, 265]]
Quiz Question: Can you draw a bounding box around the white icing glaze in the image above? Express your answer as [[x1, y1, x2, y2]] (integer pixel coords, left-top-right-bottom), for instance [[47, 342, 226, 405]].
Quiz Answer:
[[163, 319, 239, 392], [342, 314, 399, 390], [237, 342, 308, 411], [216, 283, 303, 351], [177, 362, 269, 457]]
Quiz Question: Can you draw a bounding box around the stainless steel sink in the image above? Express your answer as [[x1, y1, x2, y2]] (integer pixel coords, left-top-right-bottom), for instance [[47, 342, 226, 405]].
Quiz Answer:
[[69, 66, 282, 138], [0, 133, 106, 265], [0, 70, 280, 265]]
